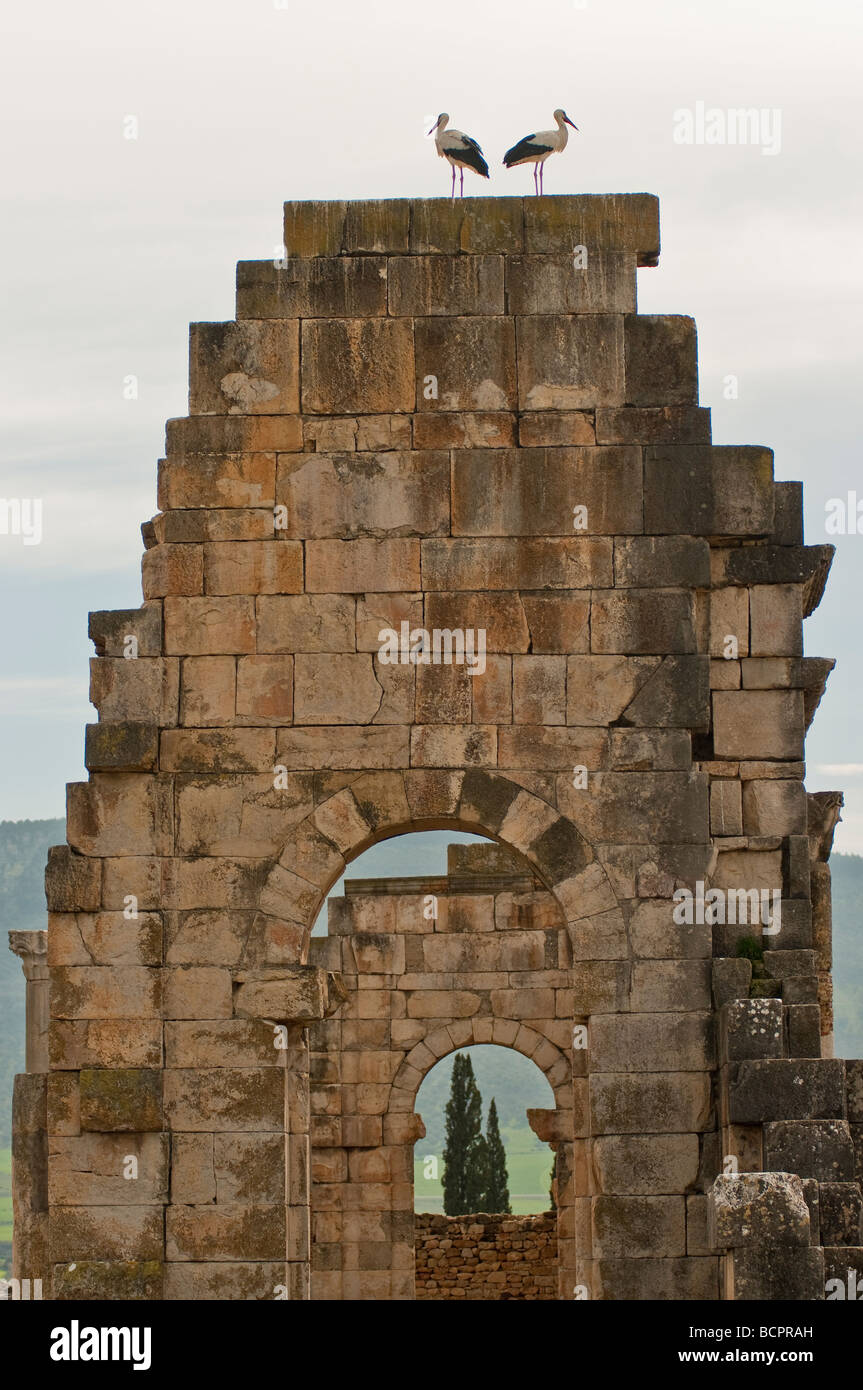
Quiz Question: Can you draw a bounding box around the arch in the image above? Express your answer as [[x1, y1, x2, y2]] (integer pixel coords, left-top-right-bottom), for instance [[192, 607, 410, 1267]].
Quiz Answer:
[[254, 769, 621, 963], [390, 1019, 572, 1114]]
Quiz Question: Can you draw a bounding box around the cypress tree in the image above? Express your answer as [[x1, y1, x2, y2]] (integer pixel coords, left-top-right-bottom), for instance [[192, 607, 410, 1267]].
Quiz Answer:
[[483, 1097, 511, 1214], [442, 1052, 484, 1215]]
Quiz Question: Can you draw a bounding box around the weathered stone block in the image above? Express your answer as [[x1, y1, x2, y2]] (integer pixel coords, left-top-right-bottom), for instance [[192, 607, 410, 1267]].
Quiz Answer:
[[713, 690, 804, 760], [451, 446, 642, 536], [158, 453, 276, 511], [516, 314, 624, 410], [166, 1204, 286, 1261], [728, 1059, 846, 1122], [280, 451, 449, 539], [763, 1120, 856, 1181], [720, 998, 784, 1061], [709, 1171, 811, 1250], [624, 315, 697, 405], [189, 320, 299, 414], [302, 318, 414, 414], [85, 723, 159, 772], [592, 1195, 686, 1257], [233, 967, 330, 1023], [203, 541, 303, 595], [592, 1134, 701, 1196], [590, 1073, 712, 1133], [644, 446, 774, 536], [164, 596, 255, 654], [422, 537, 612, 591], [590, 590, 696, 654], [506, 251, 636, 314], [306, 538, 420, 593], [236, 256, 387, 318], [415, 316, 516, 412], [389, 255, 504, 315]]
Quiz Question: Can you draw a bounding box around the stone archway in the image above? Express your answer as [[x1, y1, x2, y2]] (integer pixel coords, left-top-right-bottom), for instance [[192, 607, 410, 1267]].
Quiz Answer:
[[305, 844, 579, 1299]]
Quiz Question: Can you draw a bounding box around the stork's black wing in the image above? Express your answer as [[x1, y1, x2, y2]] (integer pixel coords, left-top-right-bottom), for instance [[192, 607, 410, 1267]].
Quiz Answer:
[[446, 132, 489, 177], [503, 133, 549, 167]]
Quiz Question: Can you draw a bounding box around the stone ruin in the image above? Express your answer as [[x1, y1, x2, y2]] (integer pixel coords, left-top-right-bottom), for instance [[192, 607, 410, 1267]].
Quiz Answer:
[[8, 192, 863, 1300]]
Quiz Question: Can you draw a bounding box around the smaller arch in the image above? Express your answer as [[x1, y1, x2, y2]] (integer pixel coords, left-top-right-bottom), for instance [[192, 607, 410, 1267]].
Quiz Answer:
[[388, 1018, 572, 1113]]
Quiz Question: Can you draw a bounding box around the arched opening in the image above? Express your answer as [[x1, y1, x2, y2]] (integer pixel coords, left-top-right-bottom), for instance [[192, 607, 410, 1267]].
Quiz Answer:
[[304, 826, 578, 1300], [414, 1044, 559, 1300]]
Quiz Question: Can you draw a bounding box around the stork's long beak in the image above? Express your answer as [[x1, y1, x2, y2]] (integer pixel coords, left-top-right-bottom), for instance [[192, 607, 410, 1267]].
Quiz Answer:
[[427, 122, 438, 136], [565, 116, 579, 130]]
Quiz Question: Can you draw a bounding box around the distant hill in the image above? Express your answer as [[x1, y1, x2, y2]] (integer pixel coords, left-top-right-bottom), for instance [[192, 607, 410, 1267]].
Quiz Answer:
[[0, 819, 64, 1144], [0, 822, 861, 1154]]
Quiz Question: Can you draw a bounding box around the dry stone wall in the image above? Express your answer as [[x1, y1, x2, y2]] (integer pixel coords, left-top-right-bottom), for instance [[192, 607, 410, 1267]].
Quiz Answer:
[[6, 192, 857, 1301], [415, 1212, 557, 1300]]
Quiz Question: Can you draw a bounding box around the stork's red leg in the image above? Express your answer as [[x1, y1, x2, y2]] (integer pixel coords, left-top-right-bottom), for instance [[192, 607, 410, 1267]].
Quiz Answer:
[[451, 163, 456, 205], [460, 167, 464, 197]]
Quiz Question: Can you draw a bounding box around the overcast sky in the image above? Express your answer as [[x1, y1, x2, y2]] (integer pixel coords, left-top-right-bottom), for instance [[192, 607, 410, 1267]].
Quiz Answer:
[[1, 0, 862, 849]]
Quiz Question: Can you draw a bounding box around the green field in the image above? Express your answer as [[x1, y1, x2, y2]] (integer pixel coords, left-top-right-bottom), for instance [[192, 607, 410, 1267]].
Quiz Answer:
[[414, 1138, 554, 1216], [0, 1146, 11, 1279]]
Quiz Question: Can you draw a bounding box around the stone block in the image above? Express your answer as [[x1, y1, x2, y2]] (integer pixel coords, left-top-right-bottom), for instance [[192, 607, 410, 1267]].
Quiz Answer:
[[164, 596, 255, 655], [719, 999, 784, 1061], [163, 1068, 285, 1131], [141, 543, 203, 598], [518, 411, 595, 447], [415, 316, 516, 412], [590, 1073, 712, 1133], [709, 1172, 811, 1250], [451, 446, 642, 536], [592, 1134, 701, 1196], [614, 536, 710, 588], [412, 411, 515, 449], [592, 1195, 686, 1257], [257, 594, 355, 653], [596, 405, 712, 446], [726, 1246, 825, 1300], [293, 653, 383, 724], [166, 1204, 286, 1261], [51, 967, 161, 1021], [301, 318, 414, 414], [236, 256, 387, 317], [749, 584, 803, 657], [189, 320, 299, 414], [818, 1182, 863, 1246], [522, 194, 659, 263], [203, 541, 303, 595], [516, 314, 624, 410], [728, 1059, 846, 1122], [624, 315, 697, 405], [158, 454, 276, 511], [409, 196, 524, 254], [763, 1120, 856, 1181], [306, 538, 420, 592], [506, 251, 636, 314], [166, 415, 302, 457], [89, 657, 179, 725], [742, 779, 806, 836], [48, 1133, 168, 1206], [85, 723, 158, 772], [52, 1259, 163, 1300], [388, 254, 504, 315], [590, 590, 696, 654], [213, 1133, 286, 1204], [280, 450, 449, 539], [711, 958, 752, 1008], [50, 1206, 164, 1264], [233, 967, 329, 1023], [422, 537, 612, 591], [594, 1256, 718, 1300], [711, 780, 742, 836], [644, 446, 774, 537], [589, 1013, 713, 1071], [713, 690, 804, 760], [45, 847, 102, 912], [235, 655, 293, 722], [89, 604, 162, 658]]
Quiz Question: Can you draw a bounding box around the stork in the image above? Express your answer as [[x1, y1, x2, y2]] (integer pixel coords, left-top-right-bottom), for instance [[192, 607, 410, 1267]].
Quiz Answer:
[[428, 113, 490, 202], [503, 109, 579, 195]]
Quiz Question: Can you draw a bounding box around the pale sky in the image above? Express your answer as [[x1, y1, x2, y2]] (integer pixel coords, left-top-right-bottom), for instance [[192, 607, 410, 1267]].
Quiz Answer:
[[1, 0, 862, 846]]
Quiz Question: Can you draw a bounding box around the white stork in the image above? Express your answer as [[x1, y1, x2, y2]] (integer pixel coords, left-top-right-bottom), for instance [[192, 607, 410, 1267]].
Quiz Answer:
[[503, 109, 579, 195], [428, 113, 490, 202]]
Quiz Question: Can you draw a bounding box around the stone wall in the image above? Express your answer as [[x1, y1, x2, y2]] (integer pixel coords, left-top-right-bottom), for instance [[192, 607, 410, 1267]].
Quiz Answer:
[[8, 191, 855, 1301], [415, 1212, 557, 1300]]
